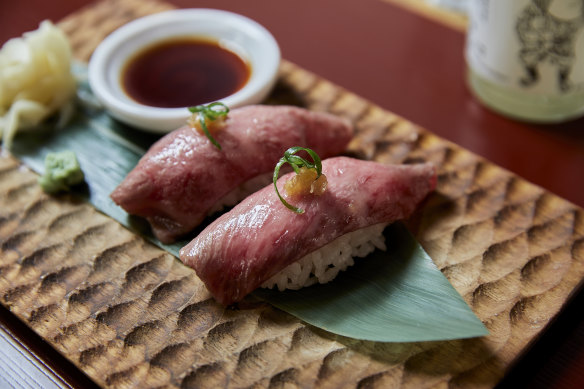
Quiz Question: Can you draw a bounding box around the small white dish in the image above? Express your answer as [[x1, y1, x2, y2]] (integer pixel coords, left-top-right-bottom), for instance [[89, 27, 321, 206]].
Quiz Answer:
[[88, 9, 281, 133]]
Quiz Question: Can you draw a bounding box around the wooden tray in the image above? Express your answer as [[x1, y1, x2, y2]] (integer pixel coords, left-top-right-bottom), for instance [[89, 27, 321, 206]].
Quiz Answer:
[[1, 0, 583, 387]]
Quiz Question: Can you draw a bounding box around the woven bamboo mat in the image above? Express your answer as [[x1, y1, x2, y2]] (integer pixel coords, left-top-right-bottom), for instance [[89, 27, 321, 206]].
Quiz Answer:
[[1, 0, 583, 387]]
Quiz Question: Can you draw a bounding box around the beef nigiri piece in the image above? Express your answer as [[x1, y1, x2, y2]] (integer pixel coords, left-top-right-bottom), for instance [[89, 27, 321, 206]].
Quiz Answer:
[[110, 105, 353, 243], [180, 157, 437, 305]]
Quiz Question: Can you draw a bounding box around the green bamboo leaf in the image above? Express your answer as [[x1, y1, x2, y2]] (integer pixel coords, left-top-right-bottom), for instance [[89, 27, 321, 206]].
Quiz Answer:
[[254, 223, 488, 342], [11, 99, 187, 256], [9, 68, 487, 342]]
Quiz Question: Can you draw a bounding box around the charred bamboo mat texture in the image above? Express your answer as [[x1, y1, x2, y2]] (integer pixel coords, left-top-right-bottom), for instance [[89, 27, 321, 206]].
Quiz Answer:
[[1, 0, 583, 387]]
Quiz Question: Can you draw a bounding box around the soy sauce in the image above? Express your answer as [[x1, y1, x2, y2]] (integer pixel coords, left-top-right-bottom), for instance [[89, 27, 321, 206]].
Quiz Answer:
[[121, 38, 250, 108]]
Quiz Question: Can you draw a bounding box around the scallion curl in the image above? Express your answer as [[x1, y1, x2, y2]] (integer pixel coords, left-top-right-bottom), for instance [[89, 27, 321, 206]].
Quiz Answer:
[[273, 147, 323, 214], [188, 102, 229, 149]]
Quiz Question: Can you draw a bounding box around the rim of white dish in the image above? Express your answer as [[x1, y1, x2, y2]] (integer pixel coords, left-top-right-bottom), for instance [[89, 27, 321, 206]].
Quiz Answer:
[[88, 9, 281, 133]]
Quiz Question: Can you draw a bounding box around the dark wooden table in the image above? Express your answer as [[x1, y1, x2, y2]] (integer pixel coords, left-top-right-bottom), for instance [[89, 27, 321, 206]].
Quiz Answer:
[[1, 0, 583, 388]]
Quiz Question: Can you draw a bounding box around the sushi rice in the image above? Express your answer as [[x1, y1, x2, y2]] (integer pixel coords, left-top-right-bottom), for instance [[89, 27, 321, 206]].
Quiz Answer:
[[261, 222, 388, 291], [207, 172, 273, 215], [208, 166, 294, 215]]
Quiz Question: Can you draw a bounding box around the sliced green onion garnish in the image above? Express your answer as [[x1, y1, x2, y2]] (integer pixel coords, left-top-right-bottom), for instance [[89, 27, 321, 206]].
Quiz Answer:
[[273, 147, 323, 214], [187, 102, 229, 150]]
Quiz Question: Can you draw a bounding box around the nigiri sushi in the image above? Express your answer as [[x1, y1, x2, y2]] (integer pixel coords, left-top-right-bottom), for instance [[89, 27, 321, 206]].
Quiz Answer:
[[110, 105, 353, 243], [180, 155, 437, 305]]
